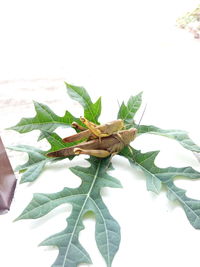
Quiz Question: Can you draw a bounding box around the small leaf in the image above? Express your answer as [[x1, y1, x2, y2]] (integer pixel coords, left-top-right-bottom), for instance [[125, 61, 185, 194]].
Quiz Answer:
[[65, 82, 101, 124], [117, 92, 143, 124], [127, 93, 143, 116], [121, 146, 200, 228], [85, 96, 101, 123], [7, 145, 51, 183], [117, 102, 128, 120], [7, 131, 73, 183], [138, 125, 200, 153], [17, 157, 121, 267], [19, 161, 47, 184], [7, 101, 78, 134]]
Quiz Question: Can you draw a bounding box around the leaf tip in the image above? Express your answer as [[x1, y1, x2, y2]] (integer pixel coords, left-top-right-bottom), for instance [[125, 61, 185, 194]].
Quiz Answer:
[[19, 178, 26, 184], [38, 238, 49, 247], [138, 91, 143, 96], [64, 81, 72, 89], [32, 99, 38, 105], [5, 145, 13, 150], [5, 126, 13, 131], [38, 241, 44, 247], [13, 216, 20, 223]]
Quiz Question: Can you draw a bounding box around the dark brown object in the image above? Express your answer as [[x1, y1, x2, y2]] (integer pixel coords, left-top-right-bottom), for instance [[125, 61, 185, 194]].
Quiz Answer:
[[0, 136, 17, 213]]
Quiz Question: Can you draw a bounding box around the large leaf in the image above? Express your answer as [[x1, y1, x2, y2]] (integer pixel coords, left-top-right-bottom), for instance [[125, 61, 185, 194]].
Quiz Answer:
[[121, 146, 200, 229], [65, 82, 101, 124], [138, 125, 200, 153], [7, 101, 79, 134], [117, 92, 142, 124], [15, 157, 122, 267]]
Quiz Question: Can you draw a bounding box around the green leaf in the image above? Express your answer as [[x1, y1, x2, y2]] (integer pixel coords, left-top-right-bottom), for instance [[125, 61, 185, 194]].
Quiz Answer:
[[121, 146, 200, 229], [86, 96, 101, 123], [65, 82, 101, 124], [166, 181, 200, 229], [7, 132, 75, 183], [138, 125, 200, 153], [117, 92, 200, 153], [145, 172, 162, 194], [117, 92, 143, 124], [16, 157, 122, 267], [7, 101, 78, 134], [41, 131, 80, 153], [10, 87, 200, 266], [7, 145, 52, 183]]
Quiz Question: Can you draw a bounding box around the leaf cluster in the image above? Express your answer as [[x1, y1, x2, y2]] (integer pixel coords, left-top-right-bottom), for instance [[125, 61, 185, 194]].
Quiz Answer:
[[8, 83, 200, 267]]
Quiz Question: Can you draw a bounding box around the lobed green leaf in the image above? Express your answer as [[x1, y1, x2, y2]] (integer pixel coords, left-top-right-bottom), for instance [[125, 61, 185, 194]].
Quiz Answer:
[[7, 131, 75, 183], [117, 92, 143, 124], [7, 145, 52, 183], [121, 146, 200, 229], [7, 101, 78, 134], [117, 92, 200, 154], [16, 157, 121, 267], [65, 82, 101, 124], [138, 125, 200, 153], [166, 181, 200, 229]]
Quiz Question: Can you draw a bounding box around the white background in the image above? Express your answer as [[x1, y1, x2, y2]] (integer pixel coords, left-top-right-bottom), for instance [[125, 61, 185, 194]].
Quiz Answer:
[[1, 0, 200, 266]]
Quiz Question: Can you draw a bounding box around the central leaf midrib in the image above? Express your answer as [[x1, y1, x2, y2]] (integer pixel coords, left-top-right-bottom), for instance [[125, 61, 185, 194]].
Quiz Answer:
[[62, 160, 102, 267]]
